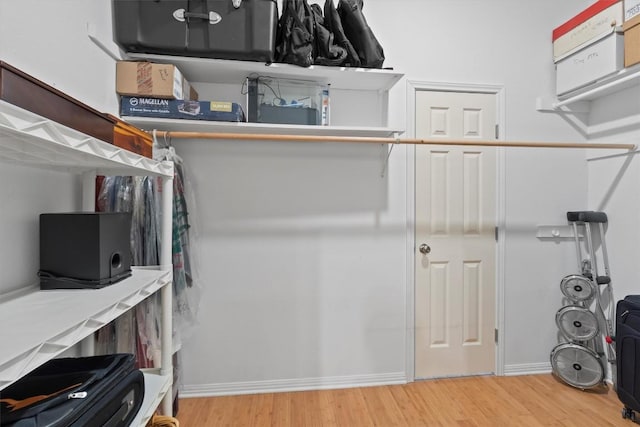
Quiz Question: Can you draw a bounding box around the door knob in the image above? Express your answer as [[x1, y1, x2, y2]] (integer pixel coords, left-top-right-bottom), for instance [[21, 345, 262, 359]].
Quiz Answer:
[[419, 243, 431, 254]]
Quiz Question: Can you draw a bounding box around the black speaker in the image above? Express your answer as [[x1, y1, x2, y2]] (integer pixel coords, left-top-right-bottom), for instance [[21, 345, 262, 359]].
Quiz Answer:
[[39, 212, 133, 290]]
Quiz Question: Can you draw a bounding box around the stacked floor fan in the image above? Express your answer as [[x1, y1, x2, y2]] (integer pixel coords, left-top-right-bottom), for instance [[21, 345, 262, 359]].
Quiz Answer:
[[550, 211, 617, 390]]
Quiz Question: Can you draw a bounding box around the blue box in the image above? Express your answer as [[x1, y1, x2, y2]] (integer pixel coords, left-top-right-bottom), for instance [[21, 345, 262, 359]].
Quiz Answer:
[[120, 96, 245, 122]]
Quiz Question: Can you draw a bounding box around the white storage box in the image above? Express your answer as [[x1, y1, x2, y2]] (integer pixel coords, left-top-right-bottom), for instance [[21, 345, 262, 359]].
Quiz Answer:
[[625, 0, 640, 21], [553, 0, 623, 62], [556, 29, 624, 96]]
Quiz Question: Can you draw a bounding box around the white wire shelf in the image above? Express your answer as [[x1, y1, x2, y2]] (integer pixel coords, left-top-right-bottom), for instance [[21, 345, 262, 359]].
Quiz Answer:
[[0, 101, 173, 177], [133, 370, 172, 427], [0, 267, 172, 391]]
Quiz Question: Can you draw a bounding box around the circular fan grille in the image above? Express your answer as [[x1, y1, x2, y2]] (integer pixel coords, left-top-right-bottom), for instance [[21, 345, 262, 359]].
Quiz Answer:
[[560, 275, 596, 302], [551, 343, 604, 389], [556, 305, 599, 341]]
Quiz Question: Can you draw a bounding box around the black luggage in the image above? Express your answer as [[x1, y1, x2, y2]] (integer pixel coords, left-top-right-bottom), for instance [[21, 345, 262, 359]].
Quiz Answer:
[[0, 354, 144, 427], [113, 0, 278, 63], [616, 295, 640, 421]]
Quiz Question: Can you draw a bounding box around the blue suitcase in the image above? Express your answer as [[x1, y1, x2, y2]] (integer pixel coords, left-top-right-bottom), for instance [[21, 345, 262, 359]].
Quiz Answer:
[[616, 295, 640, 421]]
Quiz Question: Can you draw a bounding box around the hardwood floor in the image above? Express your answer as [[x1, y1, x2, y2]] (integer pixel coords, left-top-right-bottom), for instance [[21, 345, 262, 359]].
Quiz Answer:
[[175, 374, 631, 426]]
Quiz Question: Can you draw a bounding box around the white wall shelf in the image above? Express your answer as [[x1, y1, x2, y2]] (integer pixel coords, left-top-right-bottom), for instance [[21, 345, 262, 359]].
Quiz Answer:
[[537, 62, 640, 110], [121, 54, 404, 137], [125, 54, 404, 91], [125, 116, 403, 138]]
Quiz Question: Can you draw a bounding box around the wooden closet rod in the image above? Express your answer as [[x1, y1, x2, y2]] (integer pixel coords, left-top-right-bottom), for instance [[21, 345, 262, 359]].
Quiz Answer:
[[154, 131, 636, 150]]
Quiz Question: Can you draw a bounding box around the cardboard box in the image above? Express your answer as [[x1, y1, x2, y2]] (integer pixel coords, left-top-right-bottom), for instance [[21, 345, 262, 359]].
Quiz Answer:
[[625, 0, 640, 20], [623, 14, 640, 66], [556, 29, 624, 95], [116, 61, 198, 100], [553, 0, 622, 62], [120, 96, 245, 122]]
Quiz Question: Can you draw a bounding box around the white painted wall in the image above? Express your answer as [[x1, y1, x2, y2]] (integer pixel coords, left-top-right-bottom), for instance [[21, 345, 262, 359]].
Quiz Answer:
[[0, 1, 118, 114], [0, 164, 79, 294], [587, 86, 640, 305], [178, 0, 593, 391], [0, 0, 598, 395], [0, 0, 110, 296]]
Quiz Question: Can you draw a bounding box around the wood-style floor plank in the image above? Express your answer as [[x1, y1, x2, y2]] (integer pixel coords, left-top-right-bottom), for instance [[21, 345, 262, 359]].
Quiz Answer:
[[175, 375, 631, 426], [332, 387, 375, 426]]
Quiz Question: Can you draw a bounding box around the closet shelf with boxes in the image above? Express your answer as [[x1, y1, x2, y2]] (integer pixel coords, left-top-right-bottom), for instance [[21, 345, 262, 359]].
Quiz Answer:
[[118, 55, 405, 138], [539, 0, 640, 110], [110, 0, 405, 139]]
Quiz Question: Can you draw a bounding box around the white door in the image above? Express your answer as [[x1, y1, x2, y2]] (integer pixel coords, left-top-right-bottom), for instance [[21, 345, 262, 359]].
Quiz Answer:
[[415, 90, 497, 378]]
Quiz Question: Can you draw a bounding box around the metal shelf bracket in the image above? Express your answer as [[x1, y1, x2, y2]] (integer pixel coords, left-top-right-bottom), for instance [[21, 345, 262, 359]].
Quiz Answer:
[[381, 136, 399, 178]]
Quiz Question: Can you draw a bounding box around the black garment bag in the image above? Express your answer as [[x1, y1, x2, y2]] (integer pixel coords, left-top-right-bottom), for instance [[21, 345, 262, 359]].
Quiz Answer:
[[323, 0, 360, 67], [275, 0, 314, 67], [309, 3, 347, 66], [337, 0, 385, 68]]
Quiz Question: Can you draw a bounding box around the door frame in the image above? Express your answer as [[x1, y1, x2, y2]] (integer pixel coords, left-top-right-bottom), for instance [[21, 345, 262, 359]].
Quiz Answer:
[[405, 80, 507, 381]]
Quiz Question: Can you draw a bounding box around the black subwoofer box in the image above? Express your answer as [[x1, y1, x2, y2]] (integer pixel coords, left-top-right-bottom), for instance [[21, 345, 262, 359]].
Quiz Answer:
[[39, 212, 133, 290]]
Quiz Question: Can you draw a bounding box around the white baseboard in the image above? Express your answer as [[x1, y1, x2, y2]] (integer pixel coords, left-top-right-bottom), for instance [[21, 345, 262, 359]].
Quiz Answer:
[[180, 365, 556, 398], [180, 372, 407, 398], [503, 362, 552, 376]]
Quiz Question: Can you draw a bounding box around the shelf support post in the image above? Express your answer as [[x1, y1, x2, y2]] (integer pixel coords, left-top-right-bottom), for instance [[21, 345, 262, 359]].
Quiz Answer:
[[160, 164, 174, 415], [80, 170, 97, 356]]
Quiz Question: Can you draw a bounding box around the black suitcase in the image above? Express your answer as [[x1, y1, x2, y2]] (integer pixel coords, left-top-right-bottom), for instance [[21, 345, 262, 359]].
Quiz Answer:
[[616, 295, 640, 421], [0, 354, 144, 427], [113, 0, 278, 63]]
